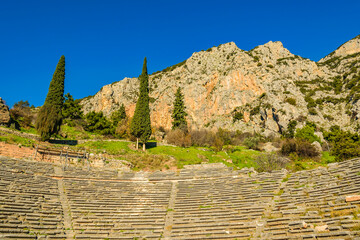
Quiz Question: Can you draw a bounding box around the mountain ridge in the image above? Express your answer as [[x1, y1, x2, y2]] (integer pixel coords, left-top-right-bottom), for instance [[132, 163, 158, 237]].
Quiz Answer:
[[81, 35, 360, 136]]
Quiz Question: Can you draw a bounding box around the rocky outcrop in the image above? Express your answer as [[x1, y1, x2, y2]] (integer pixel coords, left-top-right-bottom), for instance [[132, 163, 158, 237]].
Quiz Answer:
[[0, 98, 10, 126], [319, 35, 360, 63], [81, 35, 360, 135]]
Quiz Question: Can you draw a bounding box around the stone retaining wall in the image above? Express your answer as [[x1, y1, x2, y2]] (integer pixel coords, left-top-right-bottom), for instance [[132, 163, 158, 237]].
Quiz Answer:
[[0, 141, 40, 161]]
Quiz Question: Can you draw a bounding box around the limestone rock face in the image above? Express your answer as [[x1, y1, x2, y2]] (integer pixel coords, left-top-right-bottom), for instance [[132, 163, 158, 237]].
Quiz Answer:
[[320, 36, 360, 63], [81, 35, 360, 134], [0, 98, 10, 126]]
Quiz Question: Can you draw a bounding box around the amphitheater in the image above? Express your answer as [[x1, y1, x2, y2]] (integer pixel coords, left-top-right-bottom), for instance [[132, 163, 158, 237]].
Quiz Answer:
[[1, 155, 360, 240]]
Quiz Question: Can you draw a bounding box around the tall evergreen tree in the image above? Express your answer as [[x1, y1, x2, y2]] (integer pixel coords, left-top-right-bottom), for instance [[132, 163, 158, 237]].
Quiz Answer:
[[130, 57, 152, 150], [36, 55, 65, 141], [172, 87, 188, 130]]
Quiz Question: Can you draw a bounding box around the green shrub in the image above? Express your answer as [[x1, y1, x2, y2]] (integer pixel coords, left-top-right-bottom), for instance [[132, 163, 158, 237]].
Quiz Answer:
[[84, 111, 113, 135], [285, 98, 296, 106], [243, 136, 261, 150], [324, 126, 360, 161], [331, 76, 343, 94], [250, 105, 260, 115], [305, 94, 316, 109], [283, 120, 297, 138], [254, 153, 288, 172], [295, 124, 321, 143], [323, 114, 334, 121], [259, 93, 266, 99], [233, 110, 243, 122], [300, 87, 307, 94], [111, 104, 127, 126], [308, 108, 317, 115], [216, 128, 232, 145]]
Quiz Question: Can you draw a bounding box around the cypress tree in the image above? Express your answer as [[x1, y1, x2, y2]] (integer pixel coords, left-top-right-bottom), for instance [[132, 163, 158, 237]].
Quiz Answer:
[[130, 57, 152, 150], [36, 55, 65, 141], [172, 87, 188, 130]]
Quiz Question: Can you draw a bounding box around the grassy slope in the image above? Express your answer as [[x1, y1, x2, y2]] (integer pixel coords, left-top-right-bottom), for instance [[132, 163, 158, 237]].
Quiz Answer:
[[0, 125, 336, 172]]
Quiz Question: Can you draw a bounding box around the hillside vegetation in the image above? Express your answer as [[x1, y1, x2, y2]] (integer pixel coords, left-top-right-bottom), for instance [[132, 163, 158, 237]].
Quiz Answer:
[[1, 35, 360, 172]]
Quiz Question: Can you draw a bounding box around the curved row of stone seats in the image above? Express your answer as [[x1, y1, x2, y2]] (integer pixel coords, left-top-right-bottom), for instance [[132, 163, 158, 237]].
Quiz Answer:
[[62, 162, 239, 181], [0, 157, 55, 176], [0, 158, 64, 239], [63, 165, 119, 179], [63, 179, 172, 239], [263, 158, 360, 239], [170, 170, 287, 239]]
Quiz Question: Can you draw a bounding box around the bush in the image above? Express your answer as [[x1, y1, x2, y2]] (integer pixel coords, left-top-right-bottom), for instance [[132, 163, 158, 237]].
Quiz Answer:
[[213, 136, 224, 152], [281, 139, 320, 158], [324, 114, 334, 121], [84, 111, 113, 135], [190, 130, 215, 147], [296, 140, 320, 158], [296, 115, 307, 122], [281, 139, 297, 155], [255, 153, 288, 172], [243, 136, 261, 150], [232, 110, 243, 122], [10, 100, 35, 129], [305, 94, 316, 109], [324, 126, 360, 161], [295, 124, 321, 143], [285, 97, 297, 106], [308, 108, 317, 115], [216, 128, 232, 145], [166, 129, 191, 147], [111, 104, 126, 126], [283, 120, 297, 138], [115, 118, 130, 138]]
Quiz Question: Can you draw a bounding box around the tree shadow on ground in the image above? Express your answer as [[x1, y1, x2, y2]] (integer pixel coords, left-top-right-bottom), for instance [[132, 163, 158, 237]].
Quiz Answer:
[[146, 142, 157, 149], [49, 139, 78, 146]]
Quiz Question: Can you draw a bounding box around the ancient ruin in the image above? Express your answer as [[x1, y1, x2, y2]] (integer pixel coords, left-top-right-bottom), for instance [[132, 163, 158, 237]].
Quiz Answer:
[[1, 156, 360, 239]]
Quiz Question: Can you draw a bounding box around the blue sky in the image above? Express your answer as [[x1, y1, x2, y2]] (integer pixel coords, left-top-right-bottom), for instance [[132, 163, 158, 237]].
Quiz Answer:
[[1, 0, 359, 108]]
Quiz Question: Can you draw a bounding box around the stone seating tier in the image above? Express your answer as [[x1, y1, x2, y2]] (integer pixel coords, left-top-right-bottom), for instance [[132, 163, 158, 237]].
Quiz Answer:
[[1, 156, 360, 239]]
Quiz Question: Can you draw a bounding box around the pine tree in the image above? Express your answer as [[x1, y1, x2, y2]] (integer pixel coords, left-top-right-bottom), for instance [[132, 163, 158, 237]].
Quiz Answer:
[[172, 87, 188, 130], [36, 55, 65, 141], [111, 103, 127, 126], [130, 57, 152, 150], [62, 93, 83, 120]]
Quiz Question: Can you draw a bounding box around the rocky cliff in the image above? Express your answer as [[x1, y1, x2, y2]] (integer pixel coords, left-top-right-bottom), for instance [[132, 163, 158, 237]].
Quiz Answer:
[[0, 98, 10, 126], [81, 35, 360, 136]]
